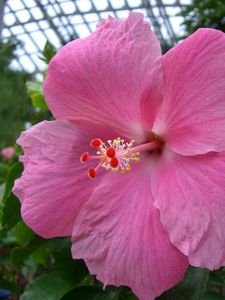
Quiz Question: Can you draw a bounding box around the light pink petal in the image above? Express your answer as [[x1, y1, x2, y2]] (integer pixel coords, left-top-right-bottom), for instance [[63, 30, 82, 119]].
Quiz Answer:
[[72, 168, 188, 300], [44, 13, 162, 138], [13, 120, 105, 238], [151, 151, 225, 269], [153, 29, 225, 155]]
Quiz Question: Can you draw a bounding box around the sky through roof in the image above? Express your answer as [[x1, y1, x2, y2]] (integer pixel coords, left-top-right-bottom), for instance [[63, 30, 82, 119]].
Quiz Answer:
[[2, 0, 191, 74]]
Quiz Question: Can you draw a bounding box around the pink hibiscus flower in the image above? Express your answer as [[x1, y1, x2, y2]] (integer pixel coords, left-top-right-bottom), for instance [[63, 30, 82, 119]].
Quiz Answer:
[[1, 147, 15, 160], [13, 13, 225, 300]]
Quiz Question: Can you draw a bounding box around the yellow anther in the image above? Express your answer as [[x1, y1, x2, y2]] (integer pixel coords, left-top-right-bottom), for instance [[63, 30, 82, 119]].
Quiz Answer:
[[120, 167, 125, 174], [131, 157, 140, 162], [126, 165, 131, 172]]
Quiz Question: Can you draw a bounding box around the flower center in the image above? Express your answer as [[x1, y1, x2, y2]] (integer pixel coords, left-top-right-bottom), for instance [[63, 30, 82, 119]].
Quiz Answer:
[[80, 134, 163, 179]]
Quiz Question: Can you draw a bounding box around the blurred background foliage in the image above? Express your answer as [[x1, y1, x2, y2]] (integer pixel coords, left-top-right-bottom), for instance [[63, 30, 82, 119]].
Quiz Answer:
[[0, 39, 32, 149], [0, 0, 225, 299], [180, 0, 225, 34]]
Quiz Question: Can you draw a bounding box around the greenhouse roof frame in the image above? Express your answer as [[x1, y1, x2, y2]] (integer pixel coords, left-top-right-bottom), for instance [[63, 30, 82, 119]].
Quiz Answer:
[[1, 0, 191, 74]]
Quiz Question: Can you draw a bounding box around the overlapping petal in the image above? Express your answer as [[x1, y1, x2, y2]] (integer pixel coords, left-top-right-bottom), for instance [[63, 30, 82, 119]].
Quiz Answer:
[[153, 29, 225, 155], [72, 168, 188, 300], [13, 120, 105, 238], [13, 12, 225, 300], [151, 151, 225, 269], [44, 13, 162, 138]]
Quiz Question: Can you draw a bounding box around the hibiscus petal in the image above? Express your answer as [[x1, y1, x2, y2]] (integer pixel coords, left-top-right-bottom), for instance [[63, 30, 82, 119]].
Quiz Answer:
[[72, 168, 188, 300], [13, 120, 105, 238], [153, 29, 225, 155], [44, 13, 162, 138], [151, 151, 225, 269]]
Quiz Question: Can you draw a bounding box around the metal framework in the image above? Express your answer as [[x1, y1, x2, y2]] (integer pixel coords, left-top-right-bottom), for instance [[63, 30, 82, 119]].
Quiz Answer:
[[1, 0, 191, 74]]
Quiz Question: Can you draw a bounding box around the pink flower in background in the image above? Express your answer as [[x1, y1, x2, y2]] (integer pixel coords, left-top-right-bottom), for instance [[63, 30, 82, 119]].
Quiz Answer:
[[13, 13, 225, 300], [1, 147, 15, 160]]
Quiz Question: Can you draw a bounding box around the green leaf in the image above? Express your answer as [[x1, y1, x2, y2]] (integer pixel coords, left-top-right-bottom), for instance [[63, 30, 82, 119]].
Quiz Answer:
[[110, 287, 137, 300], [14, 221, 33, 245], [117, 294, 137, 300], [21, 271, 73, 300], [208, 271, 225, 287], [202, 291, 225, 300], [11, 234, 47, 266], [0, 183, 5, 197], [0, 275, 19, 293], [2, 161, 23, 201], [31, 93, 48, 110], [42, 41, 57, 64], [0, 163, 9, 180], [1, 193, 21, 232], [61, 286, 113, 300], [26, 81, 43, 96], [26, 81, 48, 110], [1, 162, 23, 231], [32, 243, 49, 267], [157, 267, 209, 300], [51, 238, 89, 286]]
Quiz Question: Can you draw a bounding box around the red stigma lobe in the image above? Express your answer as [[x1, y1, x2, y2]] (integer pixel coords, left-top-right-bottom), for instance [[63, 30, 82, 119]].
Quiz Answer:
[[110, 157, 119, 168], [88, 168, 96, 179], [80, 152, 89, 163], [90, 138, 102, 147], [106, 148, 116, 158]]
